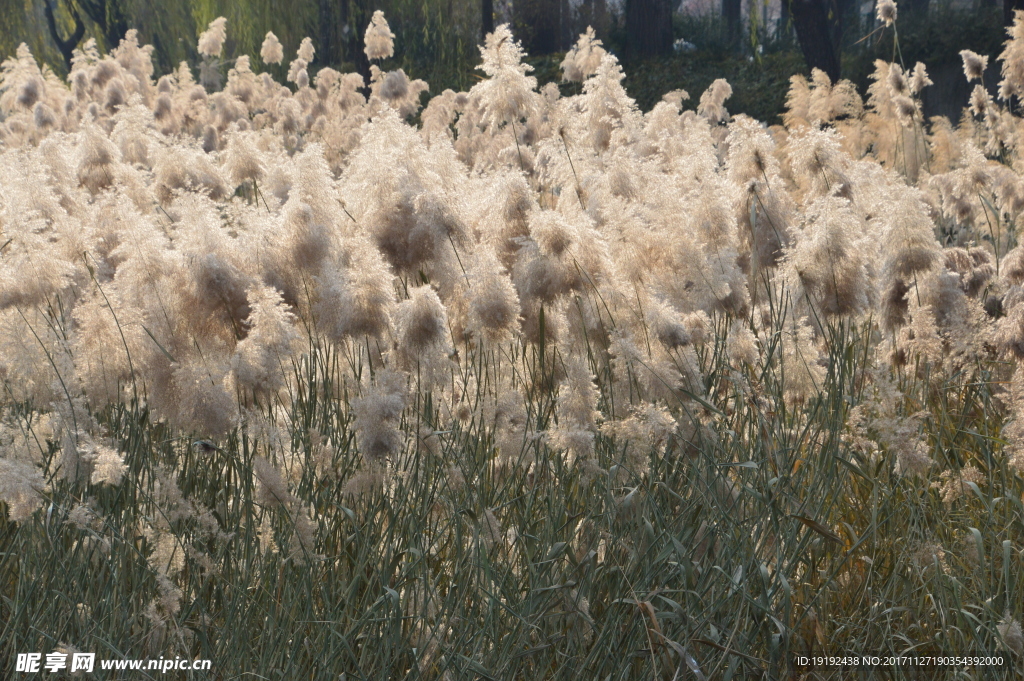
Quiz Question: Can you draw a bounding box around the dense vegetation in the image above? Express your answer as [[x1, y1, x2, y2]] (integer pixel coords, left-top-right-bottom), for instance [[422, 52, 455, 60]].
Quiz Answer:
[[3, 0, 1015, 123], [5, 7, 1024, 679]]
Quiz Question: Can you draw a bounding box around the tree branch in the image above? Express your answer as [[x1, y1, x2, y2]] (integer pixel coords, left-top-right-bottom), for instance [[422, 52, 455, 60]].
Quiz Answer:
[[44, 0, 85, 72]]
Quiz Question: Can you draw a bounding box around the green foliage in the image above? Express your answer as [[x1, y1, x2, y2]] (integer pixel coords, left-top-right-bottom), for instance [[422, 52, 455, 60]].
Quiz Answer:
[[622, 50, 807, 122], [671, 10, 731, 55], [844, 4, 1005, 94], [1, 0, 1009, 125], [0, 0, 73, 73], [1, 0, 473, 82], [380, 0, 480, 94], [879, 4, 1003, 69], [521, 49, 806, 124]]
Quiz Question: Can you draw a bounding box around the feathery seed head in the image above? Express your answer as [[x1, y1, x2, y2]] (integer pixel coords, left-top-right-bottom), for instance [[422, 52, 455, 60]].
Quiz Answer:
[[297, 37, 315, 63], [364, 11, 396, 61], [352, 370, 406, 465], [960, 50, 988, 83], [910, 62, 933, 94], [198, 17, 227, 58], [395, 285, 450, 357], [876, 0, 897, 26], [560, 27, 606, 83], [1000, 11, 1024, 101], [999, 617, 1024, 655], [261, 32, 284, 65], [466, 248, 521, 341]]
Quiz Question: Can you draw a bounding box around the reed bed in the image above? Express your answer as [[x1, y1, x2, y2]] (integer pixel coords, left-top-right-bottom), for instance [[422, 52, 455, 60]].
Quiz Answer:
[[2, 7, 1024, 679]]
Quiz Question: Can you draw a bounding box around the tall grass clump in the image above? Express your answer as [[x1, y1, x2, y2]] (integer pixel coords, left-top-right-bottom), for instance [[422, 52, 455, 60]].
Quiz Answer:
[[5, 7, 1024, 680]]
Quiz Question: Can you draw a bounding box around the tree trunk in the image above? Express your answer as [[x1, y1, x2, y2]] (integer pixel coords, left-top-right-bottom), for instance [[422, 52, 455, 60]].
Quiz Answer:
[[723, 0, 742, 48], [318, 0, 342, 68], [832, 0, 852, 50], [578, 0, 612, 38], [779, 0, 791, 41], [514, 0, 559, 55], [908, 0, 929, 15], [44, 0, 85, 71], [77, 0, 129, 51], [352, 1, 371, 88], [625, 0, 673, 58], [482, 0, 494, 40], [789, 0, 841, 81]]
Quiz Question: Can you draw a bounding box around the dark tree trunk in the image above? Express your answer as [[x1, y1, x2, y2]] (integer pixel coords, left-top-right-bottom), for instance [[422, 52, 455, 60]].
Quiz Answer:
[[77, 0, 129, 50], [832, 0, 852, 50], [514, 0, 559, 54], [908, 0, 929, 15], [625, 0, 673, 57], [558, 0, 572, 50], [318, 0, 342, 68], [577, 0, 612, 38], [331, 0, 369, 89], [723, 0, 742, 48], [44, 0, 85, 71], [482, 0, 494, 41], [789, 0, 841, 82], [779, 0, 791, 40], [1007, 0, 1024, 25]]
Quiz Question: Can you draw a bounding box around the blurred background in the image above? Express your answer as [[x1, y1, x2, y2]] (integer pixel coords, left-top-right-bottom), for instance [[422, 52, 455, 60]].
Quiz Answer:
[[0, 0, 1015, 122]]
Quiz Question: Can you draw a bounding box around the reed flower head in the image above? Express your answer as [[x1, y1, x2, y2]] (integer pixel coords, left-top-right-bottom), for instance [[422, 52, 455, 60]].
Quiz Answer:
[[960, 50, 988, 83], [910, 62, 932, 94], [352, 370, 406, 465], [198, 18, 227, 58], [1000, 11, 1024, 101], [466, 248, 521, 341], [876, 0, 897, 26], [297, 37, 315, 63], [560, 27, 606, 83], [261, 32, 284, 65], [233, 285, 300, 398], [253, 456, 294, 508], [364, 11, 395, 61], [0, 458, 46, 522], [999, 616, 1024, 655], [473, 24, 538, 130], [395, 285, 449, 358], [88, 443, 127, 486]]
